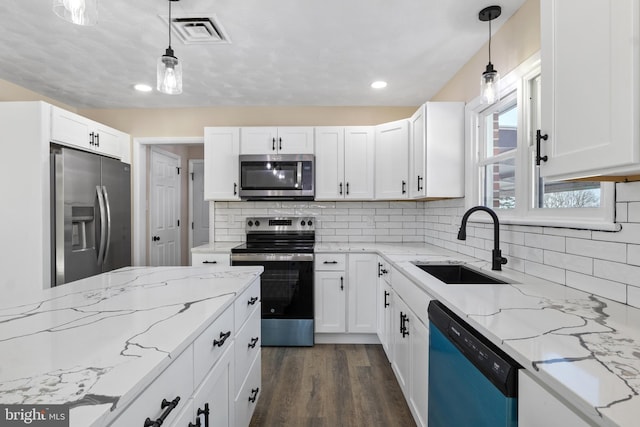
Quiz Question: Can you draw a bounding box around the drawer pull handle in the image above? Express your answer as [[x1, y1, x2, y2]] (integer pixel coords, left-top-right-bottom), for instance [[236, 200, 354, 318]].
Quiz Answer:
[[248, 387, 260, 403], [248, 337, 259, 348], [144, 396, 180, 427], [323, 261, 338, 264], [188, 419, 201, 427], [384, 291, 390, 308], [248, 296, 259, 305], [213, 331, 231, 347], [203, 260, 217, 264]]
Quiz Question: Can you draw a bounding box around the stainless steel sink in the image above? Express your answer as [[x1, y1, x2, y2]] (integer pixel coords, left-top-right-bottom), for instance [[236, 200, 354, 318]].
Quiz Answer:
[[413, 263, 510, 285]]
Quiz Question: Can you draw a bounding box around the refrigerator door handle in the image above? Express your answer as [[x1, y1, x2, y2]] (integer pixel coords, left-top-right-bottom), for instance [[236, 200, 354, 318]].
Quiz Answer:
[[102, 186, 112, 265], [96, 185, 107, 266]]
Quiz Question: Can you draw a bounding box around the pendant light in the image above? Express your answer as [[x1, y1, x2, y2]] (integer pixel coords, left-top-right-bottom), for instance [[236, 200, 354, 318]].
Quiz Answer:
[[479, 5, 501, 105], [157, 0, 183, 95], [52, 0, 97, 26]]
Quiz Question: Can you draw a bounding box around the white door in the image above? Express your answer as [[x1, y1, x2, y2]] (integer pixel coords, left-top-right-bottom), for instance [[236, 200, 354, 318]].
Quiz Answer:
[[190, 160, 209, 260], [276, 127, 315, 154], [409, 105, 426, 199], [150, 148, 181, 266], [240, 127, 276, 154]]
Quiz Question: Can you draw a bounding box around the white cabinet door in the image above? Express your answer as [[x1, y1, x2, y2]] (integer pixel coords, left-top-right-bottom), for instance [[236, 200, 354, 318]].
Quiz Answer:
[[240, 127, 277, 154], [92, 122, 122, 159], [344, 127, 375, 199], [240, 127, 314, 154], [540, 0, 640, 180], [375, 119, 409, 199], [314, 127, 345, 200], [314, 271, 346, 333], [192, 345, 235, 427], [376, 257, 393, 358], [50, 106, 91, 150], [392, 294, 411, 398], [409, 316, 429, 427], [518, 370, 591, 427], [409, 105, 426, 199], [277, 127, 314, 154], [204, 127, 240, 200], [347, 253, 377, 333]]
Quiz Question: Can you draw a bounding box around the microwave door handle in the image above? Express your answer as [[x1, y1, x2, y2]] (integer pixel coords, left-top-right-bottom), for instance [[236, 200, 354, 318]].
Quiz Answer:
[[297, 161, 302, 187]]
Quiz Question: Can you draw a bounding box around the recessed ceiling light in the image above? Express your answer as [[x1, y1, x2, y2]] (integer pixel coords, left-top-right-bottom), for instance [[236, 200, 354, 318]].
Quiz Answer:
[[371, 81, 388, 89], [134, 83, 153, 92]]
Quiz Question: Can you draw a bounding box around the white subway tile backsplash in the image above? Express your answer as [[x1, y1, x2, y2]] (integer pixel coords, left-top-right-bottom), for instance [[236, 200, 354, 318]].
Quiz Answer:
[[616, 182, 640, 202], [543, 251, 592, 274], [616, 203, 628, 223], [628, 202, 640, 223], [524, 261, 565, 284], [627, 286, 640, 309], [594, 259, 640, 287], [566, 272, 627, 304], [566, 238, 626, 262], [629, 245, 640, 266], [524, 233, 565, 252], [593, 223, 640, 244]]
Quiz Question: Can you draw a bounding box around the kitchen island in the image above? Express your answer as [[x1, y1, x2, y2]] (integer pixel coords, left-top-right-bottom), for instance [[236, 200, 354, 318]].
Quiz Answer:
[[0, 265, 263, 427]]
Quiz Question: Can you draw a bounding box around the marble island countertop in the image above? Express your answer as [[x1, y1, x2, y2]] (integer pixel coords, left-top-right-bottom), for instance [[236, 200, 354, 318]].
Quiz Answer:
[[0, 265, 263, 427], [320, 243, 640, 427]]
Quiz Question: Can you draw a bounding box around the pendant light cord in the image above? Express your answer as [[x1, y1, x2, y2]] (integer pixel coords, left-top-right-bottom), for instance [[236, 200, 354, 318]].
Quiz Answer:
[[488, 18, 492, 63], [168, 0, 172, 49]]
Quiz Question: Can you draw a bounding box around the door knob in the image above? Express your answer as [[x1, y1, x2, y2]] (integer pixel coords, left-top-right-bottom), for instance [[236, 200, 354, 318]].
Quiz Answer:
[[152, 236, 160, 242]]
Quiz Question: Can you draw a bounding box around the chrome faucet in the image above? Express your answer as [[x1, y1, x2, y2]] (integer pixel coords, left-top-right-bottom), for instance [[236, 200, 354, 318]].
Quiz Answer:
[[457, 206, 507, 271]]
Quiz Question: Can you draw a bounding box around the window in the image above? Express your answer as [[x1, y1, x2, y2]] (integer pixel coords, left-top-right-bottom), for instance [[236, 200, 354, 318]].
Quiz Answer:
[[467, 53, 615, 229]]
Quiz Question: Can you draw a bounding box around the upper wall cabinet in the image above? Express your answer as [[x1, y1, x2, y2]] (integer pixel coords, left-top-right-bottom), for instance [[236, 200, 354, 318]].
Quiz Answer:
[[539, 0, 640, 180], [50, 106, 126, 161], [314, 127, 375, 200], [409, 102, 464, 199], [204, 127, 240, 201], [375, 119, 410, 199], [240, 127, 314, 155]]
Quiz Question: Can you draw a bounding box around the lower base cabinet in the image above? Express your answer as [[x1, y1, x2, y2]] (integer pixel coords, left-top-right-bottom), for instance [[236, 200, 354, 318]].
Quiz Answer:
[[518, 370, 592, 427], [235, 352, 262, 427]]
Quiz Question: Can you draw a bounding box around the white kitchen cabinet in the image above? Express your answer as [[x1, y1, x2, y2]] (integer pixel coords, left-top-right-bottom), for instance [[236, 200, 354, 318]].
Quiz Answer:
[[375, 119, 410, 199], [518, 370, 592, 427], [204, 127, 240, 200], [314, 253, 376, 335], [191, 344, 235, 427], [347, 253, 378, 333], [376, 257, 393, 358], [314, 127, 375, 200], [409, 102, 464, 199], [240, 127, 314, 154], [539, 0, 640, 180], [50, 105, 125, 160], [409, 315, 429, 427], [392, 294, 411, 395]]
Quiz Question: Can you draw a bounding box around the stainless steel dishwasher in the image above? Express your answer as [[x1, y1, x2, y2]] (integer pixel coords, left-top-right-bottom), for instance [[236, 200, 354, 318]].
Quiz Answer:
[[428, 300, 521, 427]]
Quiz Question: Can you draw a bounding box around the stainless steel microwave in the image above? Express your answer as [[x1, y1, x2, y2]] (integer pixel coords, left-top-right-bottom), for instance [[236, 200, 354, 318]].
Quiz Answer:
[[239, 154, 314, 200]]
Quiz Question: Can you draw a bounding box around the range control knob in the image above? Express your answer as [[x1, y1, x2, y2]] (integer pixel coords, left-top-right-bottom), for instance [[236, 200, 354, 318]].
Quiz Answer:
[[247, 220, 254, 227], [301, 220, 306, 226], [255, 220, 261, 227], [307, 220, 313, 226]]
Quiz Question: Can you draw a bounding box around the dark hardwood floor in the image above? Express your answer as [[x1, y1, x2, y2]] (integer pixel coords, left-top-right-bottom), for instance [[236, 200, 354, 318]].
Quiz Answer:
[[249, 344, 416, 427]]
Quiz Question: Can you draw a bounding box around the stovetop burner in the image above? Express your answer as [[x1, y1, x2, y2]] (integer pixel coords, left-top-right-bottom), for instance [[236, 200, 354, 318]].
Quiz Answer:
[[231, 216, 315, 254]]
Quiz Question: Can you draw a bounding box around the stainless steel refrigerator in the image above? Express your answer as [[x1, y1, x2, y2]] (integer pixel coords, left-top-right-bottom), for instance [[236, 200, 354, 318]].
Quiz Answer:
[[50, 146, 131, 286]]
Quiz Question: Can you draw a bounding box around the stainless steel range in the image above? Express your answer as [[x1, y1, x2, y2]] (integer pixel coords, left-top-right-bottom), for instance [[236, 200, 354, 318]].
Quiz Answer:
[[230, 217, 315, 346]]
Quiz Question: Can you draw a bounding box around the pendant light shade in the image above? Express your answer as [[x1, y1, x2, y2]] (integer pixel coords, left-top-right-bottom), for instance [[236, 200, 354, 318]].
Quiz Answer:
[[158, 0, 183, 95], [479, 5, 501, 105], [52, 0, 97, 26]]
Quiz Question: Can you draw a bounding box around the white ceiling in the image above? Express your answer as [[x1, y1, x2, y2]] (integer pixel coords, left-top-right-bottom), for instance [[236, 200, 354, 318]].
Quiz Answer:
[[0, 0, 526, 109]]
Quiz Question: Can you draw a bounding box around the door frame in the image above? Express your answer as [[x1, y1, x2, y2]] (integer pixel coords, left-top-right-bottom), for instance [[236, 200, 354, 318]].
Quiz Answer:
[[188, 158, 208, 265], [132, 137, 203, 266]]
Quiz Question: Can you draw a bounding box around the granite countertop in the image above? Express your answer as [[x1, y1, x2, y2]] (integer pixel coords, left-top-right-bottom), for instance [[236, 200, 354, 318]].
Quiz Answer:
[[326, 242, 640, 427], [191, 242, 241, 254], [0, 265, 263, 427]]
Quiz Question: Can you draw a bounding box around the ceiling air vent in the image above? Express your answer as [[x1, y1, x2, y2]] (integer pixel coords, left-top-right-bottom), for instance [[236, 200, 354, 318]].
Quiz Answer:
[[160, 14, 231, 45]]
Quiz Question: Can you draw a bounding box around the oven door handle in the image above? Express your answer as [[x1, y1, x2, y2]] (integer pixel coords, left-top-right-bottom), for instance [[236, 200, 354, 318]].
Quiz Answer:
[[231, 253, 314, 263]]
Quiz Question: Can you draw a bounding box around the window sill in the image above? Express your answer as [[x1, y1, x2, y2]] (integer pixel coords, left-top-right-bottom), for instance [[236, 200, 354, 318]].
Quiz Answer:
[[467, 216, 621, 232]]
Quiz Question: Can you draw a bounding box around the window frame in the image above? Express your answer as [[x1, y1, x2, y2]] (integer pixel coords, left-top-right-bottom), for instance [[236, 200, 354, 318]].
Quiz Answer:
[[464, 52, 618, 231]]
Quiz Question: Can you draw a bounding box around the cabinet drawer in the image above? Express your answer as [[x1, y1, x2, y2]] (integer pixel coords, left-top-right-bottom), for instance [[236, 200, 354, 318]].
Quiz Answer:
[[234, 278, 261, 330], [192, 253, 230, 266], [194, 304, 235, 384], [235, 303, 261, 395], [392, 268, 432, 325], [235, 353, 262, 427], [111, 346, 193, 426], [315, 253, 347, 271]]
